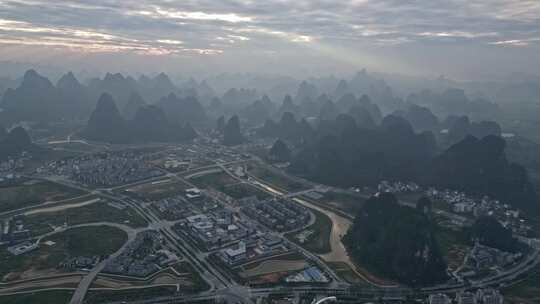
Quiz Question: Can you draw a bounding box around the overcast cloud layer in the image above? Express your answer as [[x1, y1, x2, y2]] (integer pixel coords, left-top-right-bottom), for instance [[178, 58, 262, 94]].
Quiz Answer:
[[0, 0, 539, 79]]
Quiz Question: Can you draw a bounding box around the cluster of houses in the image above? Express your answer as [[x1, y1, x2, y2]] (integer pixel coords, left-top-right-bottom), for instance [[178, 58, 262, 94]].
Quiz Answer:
[[456, 242, 523, 280], [156, 141, 245, 170], [242, 198, 310, 232], [377, 182, 528, 239], [151, 188, 220, 221], [218, 233, 288, 266], [60, 256, 100, 270], [1, 217, 31, 246], [375, 181, 531, 240], [429, 289, 503, 304], [155, 150, 192, 171], [425, 188, 532, 237], [378, 180, 420, 193], [39, 151, 163, 187], [176, 209, 257, 251], [0, 155, 27, 182], [152, 195, 192, 221], [284, 266, 329, 283], [103, 231, 178, 277], [6, 240, 38, 256]]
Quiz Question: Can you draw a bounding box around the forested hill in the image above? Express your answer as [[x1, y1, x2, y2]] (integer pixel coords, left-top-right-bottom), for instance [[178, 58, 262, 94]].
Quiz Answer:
[[343, 193, 448, 286]]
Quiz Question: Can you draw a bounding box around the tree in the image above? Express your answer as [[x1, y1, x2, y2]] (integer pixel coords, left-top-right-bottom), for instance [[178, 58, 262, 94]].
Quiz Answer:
[[468, 216, 519, 252], [0, 126, 37, 160], [0, 124, 7, 141], [216, 116, 226, 133], [289, 114, 434, 187], [343, 193, 447, 286], [269, 139, 291, 162], [429, 135, 538, 212], [416, 196, 433, 214], [223, 115, 244, 146]]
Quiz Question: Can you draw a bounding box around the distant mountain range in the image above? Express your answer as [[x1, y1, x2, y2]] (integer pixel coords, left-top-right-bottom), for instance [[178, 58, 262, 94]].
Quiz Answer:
[[81, 93, 197, 144], [0, 70, 214, 125]]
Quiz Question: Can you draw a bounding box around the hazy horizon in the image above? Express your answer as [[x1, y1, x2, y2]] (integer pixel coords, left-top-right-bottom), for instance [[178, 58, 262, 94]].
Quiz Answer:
[[1, 1, 540, 81]]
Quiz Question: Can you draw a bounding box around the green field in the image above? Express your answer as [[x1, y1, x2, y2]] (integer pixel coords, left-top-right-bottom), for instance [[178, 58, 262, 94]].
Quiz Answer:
[[123, 179, 191, 201], [190, 171, 238, 189], [523, 215, 540, 238], [435, 227, 469, 256], [327, 262, 370, 285], [0, 180, 85, 213], [47, 225, 127, 257], [221, 183, 272, 200], [240, 252, 306, 271], [90, 262, 209, 293], [319, 192, 365, 215], [23, 201, 147, 236], [0, 226, 127, 281], [0, 290, 73, 304], [171, 262, 210, 293], [503, 268, 540, 304], [286, 208, 332, 254], [84, 286, 177, 304], [249, 166, 307, 192]]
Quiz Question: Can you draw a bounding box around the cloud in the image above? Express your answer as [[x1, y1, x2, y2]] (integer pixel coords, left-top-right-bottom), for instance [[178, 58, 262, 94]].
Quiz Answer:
[[156, 39, 184, 45], [0, 0, 539, 78], [133, 7, 254, 23], [489, 38, 540, 47], [418, 31, 499, 39]]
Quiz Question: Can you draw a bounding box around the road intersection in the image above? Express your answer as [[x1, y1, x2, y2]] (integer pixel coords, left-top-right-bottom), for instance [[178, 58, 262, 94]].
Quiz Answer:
[[1, 155, 539, 304]]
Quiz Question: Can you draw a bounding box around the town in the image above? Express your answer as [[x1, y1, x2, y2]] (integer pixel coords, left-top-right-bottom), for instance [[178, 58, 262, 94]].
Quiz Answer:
[[1, 135, 539, 304]]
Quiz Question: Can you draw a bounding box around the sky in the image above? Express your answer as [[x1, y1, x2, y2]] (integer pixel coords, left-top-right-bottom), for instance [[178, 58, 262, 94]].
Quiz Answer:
[[0, 0, 539, 80]]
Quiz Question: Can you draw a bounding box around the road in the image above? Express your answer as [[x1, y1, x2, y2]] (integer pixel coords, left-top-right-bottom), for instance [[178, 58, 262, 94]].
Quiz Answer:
[[217, 163, 343, 284], [247, 174, 398, 288], [5, 148, 539, 304], [68, 223, 141, 304], [0, 221, 141, 298], [38, 161, 540, 303]]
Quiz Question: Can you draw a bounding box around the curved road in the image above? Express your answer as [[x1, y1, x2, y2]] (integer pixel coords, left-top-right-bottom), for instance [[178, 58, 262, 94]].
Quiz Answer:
[[68, 223, 143, 304]]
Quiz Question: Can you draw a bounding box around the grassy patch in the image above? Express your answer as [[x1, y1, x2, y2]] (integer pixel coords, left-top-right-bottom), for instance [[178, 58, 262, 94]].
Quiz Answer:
[[503, 267, 540, 304], [84, 286, 177, 304], [522, 215, 540, 238], [432, 200, 452, 213], [221, 183, 272, 200], [190, 171, 237, 189], [23, 201, 147, 236], [327, 261, 369, 286], [286, 208, 332, 254], [395, 192, 423, 204], [0, 226, 127, 281], [249, 167, 307, 192], [123, 179, 191, 201], [434, 226, 470, 271], [0, 290, 73, 304], [435, 227, 469, 256], [320, 192, 365, 215], [47, 226, 127, 257], [92, 262, 210, 293], [171, 262, 210, 293], [240, 252, 306, 270], [0, 180, 85, 213]]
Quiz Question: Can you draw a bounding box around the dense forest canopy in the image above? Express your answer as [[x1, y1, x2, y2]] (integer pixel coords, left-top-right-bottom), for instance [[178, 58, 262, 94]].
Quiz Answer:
[[343, 193, 448, 286]]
